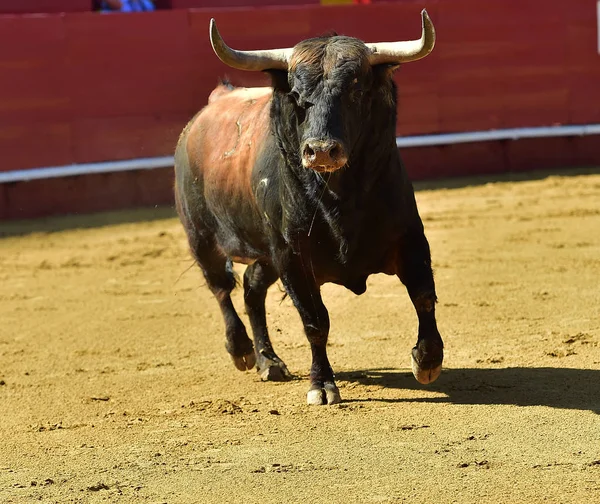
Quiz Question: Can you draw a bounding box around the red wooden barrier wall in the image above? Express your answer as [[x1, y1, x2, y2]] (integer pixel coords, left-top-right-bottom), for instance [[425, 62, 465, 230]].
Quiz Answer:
[[0, 0, 599, 219], [1, 0, 598, 174]]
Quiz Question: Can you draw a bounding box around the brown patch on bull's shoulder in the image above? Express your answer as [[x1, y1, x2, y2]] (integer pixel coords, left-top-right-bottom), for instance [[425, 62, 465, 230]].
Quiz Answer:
[[223, 120, 243, 158], [185, 85, 271, 215], [176, 111, 202, 149]]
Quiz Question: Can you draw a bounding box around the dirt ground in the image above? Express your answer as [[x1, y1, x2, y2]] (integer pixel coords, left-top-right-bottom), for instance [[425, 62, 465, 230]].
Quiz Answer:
[[1, 168, 599, 503]]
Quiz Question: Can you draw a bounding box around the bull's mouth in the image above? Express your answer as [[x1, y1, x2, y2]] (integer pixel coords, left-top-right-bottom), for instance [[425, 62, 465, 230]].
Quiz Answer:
[[302, 160, 348, 173]]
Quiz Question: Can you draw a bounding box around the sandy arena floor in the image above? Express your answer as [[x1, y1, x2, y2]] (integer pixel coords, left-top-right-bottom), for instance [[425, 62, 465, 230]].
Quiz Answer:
[[1, 169, 599, 503]]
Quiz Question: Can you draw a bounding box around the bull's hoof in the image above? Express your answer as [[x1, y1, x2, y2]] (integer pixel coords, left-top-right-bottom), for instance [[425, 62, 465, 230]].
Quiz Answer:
[[411, 356, 442, 384], [257, 350, 292, 382], [259, 363, 291, 382], [231, 352, 256, 371], [411, 343, 443, 385], [307, 381, 341, 406]]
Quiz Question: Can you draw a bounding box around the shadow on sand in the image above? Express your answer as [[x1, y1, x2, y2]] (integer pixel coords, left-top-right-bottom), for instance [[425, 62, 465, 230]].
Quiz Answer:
[[336, 367, 600, 414], [0, 205, 176, 238]]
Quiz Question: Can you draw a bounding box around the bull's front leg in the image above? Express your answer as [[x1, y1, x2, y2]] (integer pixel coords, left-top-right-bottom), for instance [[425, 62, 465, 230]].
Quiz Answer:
[[397, 227, 444, 384], [275, 252, 341, 406]]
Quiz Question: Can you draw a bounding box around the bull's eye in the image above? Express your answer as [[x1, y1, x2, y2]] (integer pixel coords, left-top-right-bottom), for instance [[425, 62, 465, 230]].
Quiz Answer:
[[288, 89, 307, 109], [352, 89, 364, 101], [288, 89, 313, 110], [289, 93, 305, 124], [289, 89, 301, 106], [296, 108, 306, 126]]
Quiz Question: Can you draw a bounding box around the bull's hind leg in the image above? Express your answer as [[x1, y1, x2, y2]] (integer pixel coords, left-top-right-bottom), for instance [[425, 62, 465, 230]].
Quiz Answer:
[[243, 262, 291, 381], [187, 228, 255, 372], [397, 227, 444, 384]]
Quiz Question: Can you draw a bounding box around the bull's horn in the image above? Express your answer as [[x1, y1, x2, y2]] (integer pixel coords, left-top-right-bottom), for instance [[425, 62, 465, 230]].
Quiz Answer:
[[366, 9, 435, 65], [210, 19, 293, 71]]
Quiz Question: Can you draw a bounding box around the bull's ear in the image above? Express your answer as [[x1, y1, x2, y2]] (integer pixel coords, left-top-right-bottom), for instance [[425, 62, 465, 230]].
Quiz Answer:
[[373, 63, 400, 77], [372, 64, 398, 107], [265, 69, 291, 93], [372, 63, 400, 93]]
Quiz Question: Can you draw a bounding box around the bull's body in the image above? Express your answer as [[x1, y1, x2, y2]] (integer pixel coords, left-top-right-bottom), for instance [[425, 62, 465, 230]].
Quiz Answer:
[[175, 13, 443, 404]]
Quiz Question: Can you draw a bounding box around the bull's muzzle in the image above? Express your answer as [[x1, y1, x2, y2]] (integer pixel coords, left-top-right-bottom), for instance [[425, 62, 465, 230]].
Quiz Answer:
[[301, 139, 347, 172]]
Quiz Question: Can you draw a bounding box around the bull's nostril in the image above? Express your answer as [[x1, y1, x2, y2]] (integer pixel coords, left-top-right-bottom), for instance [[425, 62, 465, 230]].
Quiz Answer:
[[304, 145, 316, 158], [329, 146, 340, 160]]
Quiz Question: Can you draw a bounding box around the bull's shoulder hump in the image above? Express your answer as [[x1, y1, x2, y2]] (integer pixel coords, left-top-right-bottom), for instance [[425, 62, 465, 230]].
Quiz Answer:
[[233, 86, 273, 100], [198, 86, 272, 123], [207, 86, 272, 104]]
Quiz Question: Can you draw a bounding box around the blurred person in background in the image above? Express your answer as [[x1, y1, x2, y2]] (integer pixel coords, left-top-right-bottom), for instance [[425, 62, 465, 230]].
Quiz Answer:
[[96, 0, 155, 11]]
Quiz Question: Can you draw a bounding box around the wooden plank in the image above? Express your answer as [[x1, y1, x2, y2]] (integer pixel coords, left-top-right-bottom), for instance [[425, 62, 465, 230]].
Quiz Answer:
[[136, 167, 175, 207], [566, 1, 600, 124], [0, 121, 72, 172], [0, 16, 70, 123], [437, 0, 569, 130], [3, 168, 173, 220], [72, 113, 190, 164], [310, 2, 435, 45], [402, 141, 506, 180], [506, 137, 576, 172], [397, 85, 440, 136], [574, 135, 600, 167], [65, 10, 197, 118], [0, 184, 7, 220], [0, 0, 91, 13], [5, 170, 140, 220]]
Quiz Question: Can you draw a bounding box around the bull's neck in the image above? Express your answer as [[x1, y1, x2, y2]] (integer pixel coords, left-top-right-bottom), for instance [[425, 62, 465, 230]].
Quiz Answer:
[[272, 90, 398, 260], [288, 130, 396, 263], [316, 133, 397, 197]]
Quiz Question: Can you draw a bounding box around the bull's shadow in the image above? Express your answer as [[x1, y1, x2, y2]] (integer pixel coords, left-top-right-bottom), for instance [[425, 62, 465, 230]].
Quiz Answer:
[[335, 367, 600, 414]]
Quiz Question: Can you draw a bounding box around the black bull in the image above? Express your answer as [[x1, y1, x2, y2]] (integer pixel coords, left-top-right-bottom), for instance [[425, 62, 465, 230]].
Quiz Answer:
[[174, 11, 444, 405]]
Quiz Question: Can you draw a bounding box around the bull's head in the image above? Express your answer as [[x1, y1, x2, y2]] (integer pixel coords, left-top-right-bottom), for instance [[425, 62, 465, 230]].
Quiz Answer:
[[210, 11, 435, 173]]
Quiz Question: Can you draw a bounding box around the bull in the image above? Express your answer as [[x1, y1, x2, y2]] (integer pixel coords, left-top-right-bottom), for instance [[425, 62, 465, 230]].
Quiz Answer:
[[174, 10, 444, 405]]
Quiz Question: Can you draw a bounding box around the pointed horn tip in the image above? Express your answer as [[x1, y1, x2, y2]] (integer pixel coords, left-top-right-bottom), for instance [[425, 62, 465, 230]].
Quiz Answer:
[[209, 18, 224, 55], [421, 8, 435, 47], [421, 9, 433, 28], [210, 19, 218, 36], [209, 18, 223, 45], [208, 18, 219, 43]]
